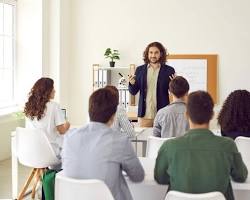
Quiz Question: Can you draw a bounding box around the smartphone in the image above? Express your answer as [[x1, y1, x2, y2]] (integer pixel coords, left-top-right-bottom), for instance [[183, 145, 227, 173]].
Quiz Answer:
[[61, 109, 67, 120]]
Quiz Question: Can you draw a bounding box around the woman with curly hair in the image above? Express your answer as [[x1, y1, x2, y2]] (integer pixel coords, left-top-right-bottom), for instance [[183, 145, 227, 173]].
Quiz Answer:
[[24, 77, 70, 157], [217, 89, 250, 140]]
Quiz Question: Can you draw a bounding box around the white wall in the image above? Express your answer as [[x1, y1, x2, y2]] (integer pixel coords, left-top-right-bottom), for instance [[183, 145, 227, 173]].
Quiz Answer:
[[16, 0, 42, 104], [42, 0, 71, 108], [67, 0, 250, 125]]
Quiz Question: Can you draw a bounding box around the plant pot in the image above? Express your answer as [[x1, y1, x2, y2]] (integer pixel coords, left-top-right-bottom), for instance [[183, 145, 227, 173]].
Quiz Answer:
[[110, 61, 115, 67]]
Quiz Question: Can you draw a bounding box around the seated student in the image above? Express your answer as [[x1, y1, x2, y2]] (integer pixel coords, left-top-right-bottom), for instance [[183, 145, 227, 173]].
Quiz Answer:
[[24, 77, 70, 157], [153, 76, 189, 137], [218, 89, 250, 140], [62, 88, 144, 200], [154, 91, 248, 200], [105, 85, 135, 138]]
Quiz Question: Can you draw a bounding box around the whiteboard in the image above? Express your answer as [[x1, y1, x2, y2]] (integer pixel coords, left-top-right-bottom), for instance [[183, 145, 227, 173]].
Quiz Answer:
[[167, 59, 207, 92]]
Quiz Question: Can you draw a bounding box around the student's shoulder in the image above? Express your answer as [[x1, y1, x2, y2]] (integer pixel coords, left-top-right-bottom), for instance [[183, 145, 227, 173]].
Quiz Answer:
[[64, 125, 87, 141], [213, 134, 238, 152], [158, 137, 180, 155], [164, 134, 190, 149], [156, 105, 172, 116], [111, 128, 131, 143]]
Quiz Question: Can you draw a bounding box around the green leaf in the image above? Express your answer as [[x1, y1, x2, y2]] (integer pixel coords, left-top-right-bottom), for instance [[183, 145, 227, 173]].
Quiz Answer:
[[104, 48, 120, 61]]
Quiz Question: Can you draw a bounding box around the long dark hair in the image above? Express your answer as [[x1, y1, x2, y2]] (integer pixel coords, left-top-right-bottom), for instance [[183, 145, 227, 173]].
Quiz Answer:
[[218, 90, 250, 133], [24, 77, 54, 120], [143, 42, 168, 64]]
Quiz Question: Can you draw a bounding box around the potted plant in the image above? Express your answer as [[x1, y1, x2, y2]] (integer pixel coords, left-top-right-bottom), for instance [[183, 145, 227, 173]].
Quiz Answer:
[[104, 48, 120, 67]]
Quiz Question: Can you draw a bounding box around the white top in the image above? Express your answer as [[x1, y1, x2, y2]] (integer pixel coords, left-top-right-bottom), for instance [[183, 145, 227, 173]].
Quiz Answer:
[[25, 101, 65, 156]]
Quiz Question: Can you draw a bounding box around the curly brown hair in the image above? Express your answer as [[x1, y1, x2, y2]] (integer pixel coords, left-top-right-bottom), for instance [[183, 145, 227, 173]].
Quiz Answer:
[[24, 77, 54, 120], [143, 42, 168, 64], [218, 90, 250, 133]]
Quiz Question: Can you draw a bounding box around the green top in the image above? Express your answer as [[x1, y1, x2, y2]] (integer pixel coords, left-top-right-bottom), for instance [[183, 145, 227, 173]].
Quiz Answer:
[[154, 129, 248, 200]]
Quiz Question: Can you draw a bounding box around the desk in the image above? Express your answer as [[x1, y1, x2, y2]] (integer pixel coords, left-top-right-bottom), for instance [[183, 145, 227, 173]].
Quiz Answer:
[[127, 111, 137, 121], [127, 157, 250, 200]]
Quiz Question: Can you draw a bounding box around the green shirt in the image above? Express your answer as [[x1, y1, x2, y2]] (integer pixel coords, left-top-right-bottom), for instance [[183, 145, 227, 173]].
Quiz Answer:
[[154, 129, 248, 200]]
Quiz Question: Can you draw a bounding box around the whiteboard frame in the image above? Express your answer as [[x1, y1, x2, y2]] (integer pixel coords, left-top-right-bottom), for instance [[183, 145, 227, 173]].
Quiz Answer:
[[168, 54, 218, 103]]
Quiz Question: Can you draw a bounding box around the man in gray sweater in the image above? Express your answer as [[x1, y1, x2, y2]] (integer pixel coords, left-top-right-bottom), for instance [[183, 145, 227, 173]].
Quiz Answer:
[[153, 76, 189, 138], [62, 88, 144, 200]]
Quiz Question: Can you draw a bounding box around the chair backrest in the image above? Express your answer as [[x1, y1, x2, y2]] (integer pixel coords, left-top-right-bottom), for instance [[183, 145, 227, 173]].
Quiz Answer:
[[165, 191, 225, 200], [235, 136, 250, 171], [146, 136, 175, 159], [55, 172, 114, 200], [16, 127, 60, 168]]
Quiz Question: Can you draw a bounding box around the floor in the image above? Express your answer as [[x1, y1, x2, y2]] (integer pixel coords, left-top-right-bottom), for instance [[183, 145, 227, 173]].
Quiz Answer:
[[0, 158, 37, 199]]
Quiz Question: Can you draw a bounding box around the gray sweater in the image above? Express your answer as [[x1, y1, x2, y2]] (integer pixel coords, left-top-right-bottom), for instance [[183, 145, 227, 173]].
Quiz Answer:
[[62, 122, 144, 200], [153, 99, 189, 138]]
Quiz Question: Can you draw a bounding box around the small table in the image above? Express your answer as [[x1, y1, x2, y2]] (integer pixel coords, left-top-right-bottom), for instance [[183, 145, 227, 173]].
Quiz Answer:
[[127, 111, 137, 121]]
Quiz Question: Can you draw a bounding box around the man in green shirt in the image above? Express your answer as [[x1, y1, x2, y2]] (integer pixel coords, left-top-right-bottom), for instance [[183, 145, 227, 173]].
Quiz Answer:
[[154, 91, 248, 200]]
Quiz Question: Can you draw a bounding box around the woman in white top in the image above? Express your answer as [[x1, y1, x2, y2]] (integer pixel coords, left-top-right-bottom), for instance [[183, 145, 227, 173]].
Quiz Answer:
[[24, 77, 70, 157]]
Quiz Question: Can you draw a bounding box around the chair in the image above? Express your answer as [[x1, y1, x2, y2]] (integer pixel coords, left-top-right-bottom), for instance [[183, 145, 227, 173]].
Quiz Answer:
[[235, 136, 250, 171], [146, 136, 175, 159], [135, 127, 154, 157], [16, 127, 60, 199], [55, 172, 114, 200], [165, 191, 225, 200]]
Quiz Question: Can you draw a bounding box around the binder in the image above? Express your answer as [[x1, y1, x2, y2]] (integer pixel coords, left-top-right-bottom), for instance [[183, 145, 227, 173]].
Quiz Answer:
[[98, 69, 103, 87], [103, 70, 107, 86], [94, 70, 98, 88]]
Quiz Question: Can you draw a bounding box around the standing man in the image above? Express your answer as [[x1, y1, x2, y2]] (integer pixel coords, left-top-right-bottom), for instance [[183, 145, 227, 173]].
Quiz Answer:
[[128, 42, 175, 127]]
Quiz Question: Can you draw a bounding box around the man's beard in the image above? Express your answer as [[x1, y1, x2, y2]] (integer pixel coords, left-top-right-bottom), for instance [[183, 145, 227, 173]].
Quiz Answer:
[[149, 58, 159, 64]]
